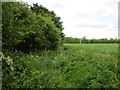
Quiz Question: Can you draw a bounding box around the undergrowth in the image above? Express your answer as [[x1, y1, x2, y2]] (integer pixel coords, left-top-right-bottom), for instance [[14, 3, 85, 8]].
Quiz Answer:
[[2, 44, 119, 88]]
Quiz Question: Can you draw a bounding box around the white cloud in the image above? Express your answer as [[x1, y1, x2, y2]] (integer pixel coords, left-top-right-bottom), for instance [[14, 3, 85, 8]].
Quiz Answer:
[[76, 23, 108, 28], [21, 0, 119, 39]]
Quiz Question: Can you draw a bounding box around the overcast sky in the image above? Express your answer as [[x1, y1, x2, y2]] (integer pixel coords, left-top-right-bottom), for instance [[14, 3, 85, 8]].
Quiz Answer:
[[21, 0, 119, 39]]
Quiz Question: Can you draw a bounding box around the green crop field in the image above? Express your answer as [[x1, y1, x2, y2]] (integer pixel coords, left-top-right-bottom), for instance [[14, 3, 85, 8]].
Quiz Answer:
[[3, 44, 119, 88]]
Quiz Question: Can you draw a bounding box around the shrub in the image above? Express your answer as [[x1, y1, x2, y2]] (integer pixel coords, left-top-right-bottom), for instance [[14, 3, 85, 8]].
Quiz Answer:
[[2, 2, 64, 53]]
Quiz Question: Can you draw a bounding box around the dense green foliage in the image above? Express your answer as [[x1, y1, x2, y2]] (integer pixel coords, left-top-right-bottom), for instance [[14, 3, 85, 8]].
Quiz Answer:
[[30, 3, 64, 50], [2, 2, 64, 53], [2, 1, 119, 89], [63, 37, 120, 44], [2, 44, 118, 88]]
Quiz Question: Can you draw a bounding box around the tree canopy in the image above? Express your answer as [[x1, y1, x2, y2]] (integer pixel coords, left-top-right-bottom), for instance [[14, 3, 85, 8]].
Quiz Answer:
[[2, 2, 64, 53]]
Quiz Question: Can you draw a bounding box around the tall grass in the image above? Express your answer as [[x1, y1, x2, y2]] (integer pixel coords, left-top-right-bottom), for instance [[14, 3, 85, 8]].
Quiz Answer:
[[2, 44, 118, 88]]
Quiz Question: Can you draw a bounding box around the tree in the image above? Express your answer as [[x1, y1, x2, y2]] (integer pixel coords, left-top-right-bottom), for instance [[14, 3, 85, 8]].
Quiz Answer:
[[2, 2, 35, 50], [30, 3, 64, 50], [2, 2, 64, 53], [30, 3, 64, 40], [81, 36, 87, 43]]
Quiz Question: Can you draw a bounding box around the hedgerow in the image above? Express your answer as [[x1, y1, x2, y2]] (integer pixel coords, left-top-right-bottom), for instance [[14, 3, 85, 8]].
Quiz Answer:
[[2, 2, 64, 53]]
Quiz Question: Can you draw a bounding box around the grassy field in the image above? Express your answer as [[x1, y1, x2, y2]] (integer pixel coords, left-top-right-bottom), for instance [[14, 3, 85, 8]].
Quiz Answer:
[[3, 44, 119, 88]]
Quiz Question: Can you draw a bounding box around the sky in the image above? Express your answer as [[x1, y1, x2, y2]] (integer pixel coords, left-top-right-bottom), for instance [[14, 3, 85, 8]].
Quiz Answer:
[[20, 0, 119, 39]]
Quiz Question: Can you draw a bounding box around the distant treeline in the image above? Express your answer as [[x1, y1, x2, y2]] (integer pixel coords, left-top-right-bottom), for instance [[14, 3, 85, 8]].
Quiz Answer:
[[63, 37, 120, 43]]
